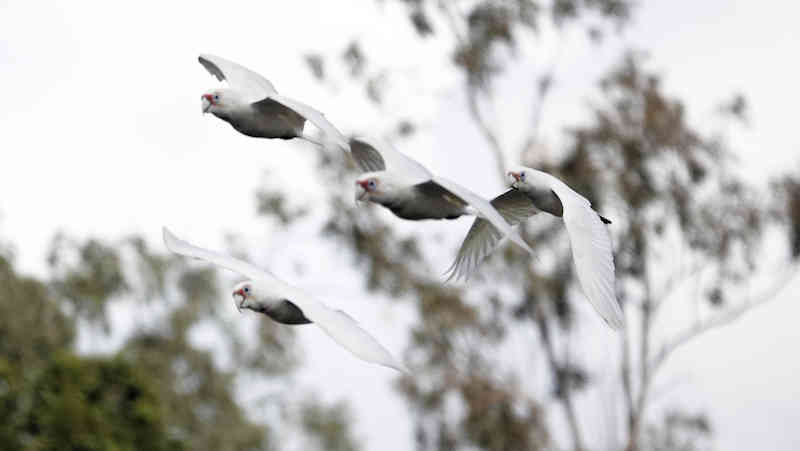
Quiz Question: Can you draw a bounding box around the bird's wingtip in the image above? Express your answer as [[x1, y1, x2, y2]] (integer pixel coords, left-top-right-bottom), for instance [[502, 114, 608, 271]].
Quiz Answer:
[[605, 314, 626, 331], [162, 227, 179, 250]]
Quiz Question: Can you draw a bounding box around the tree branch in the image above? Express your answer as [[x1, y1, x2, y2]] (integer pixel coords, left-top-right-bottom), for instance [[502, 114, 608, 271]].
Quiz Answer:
[[651, 264, 799, 372], [518, 30, 567, 161], [466, 86, 508, 182], [531, 305, 585, 451]]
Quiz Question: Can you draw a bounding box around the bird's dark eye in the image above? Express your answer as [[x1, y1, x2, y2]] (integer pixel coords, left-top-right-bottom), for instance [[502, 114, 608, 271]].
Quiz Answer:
[[214, 95, 219, 100], [368, 180, 376, 189], [244, 287, 250, 293], [520, 172, 526, 180]]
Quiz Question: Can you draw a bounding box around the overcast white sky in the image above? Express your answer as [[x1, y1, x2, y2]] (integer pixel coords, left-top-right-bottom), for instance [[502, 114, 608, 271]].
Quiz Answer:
[[2, 0, 799, 450]]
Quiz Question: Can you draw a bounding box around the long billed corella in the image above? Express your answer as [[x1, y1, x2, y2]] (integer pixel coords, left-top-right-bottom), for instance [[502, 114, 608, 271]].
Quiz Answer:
[[349, 137, 534, 257], [198, 54, 349, 152], [448, 166, 624, 330], [162, 227, 405, 372]]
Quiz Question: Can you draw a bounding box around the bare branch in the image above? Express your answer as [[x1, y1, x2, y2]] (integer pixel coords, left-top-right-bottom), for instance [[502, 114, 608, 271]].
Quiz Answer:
[[518, 31, 567, 160], [438, 0, 507, 182], [652, 264, 799, 372], [531, 305, 585, 451], [653, 259, 705, 314], [620, 318, 635, 427], [466, 86, 508, 182]]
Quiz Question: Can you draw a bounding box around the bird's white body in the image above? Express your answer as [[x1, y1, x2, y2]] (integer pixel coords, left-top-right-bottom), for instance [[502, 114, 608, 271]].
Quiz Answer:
[[163, 227, 405, 372]]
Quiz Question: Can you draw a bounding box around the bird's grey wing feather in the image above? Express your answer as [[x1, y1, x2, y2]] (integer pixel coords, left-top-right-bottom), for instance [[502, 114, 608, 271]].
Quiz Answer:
[[349, 137, 387, 172], [446, 190, 539, 281], [432, 177, 534, 256], [199, 54, 277, 103], [409, 180, 470, 219], [349, 137, 431, 185], [250, 97, 307, 138], [270, 94, 350, 153]]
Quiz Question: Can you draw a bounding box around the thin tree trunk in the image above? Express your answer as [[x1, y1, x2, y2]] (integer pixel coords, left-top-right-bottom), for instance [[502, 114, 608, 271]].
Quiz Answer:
[[533, 305, 585, 451]]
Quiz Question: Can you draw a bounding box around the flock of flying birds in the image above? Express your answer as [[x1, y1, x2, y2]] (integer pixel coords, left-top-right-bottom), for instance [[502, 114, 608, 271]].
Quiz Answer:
[[163, 54, 625, 373]]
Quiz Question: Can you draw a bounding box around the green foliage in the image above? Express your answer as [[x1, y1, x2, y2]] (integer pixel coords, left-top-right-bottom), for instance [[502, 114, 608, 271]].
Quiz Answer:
[[122, 332, 269, 451], [0, 228, 358, 451], [47, 234, 129, 330], [19, 353, 182, 451], [301, 398, 360, 451], [0, 254, 75, 375]]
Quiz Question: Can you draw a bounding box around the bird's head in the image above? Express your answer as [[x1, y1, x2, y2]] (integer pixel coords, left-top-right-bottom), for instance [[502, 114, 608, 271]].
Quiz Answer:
[[355, 172, 394, 203], [508, 166, 543, 190], [201, 89, 233, 115], [232, 281, 255, 313]]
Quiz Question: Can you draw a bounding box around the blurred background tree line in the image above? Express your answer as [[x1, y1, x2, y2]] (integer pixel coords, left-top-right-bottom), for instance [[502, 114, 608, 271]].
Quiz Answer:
[[2, 1, 800, 450]]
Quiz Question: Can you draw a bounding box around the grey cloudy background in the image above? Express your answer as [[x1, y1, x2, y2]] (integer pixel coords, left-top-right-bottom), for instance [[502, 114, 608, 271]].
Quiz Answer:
[[2, 0, 799, 450]]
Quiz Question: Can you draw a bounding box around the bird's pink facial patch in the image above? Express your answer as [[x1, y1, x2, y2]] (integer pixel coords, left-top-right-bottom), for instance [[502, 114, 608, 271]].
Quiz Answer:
[[356, 180, 370, 190], [508, 171, 521, 181], [202, 93, 215, 104]]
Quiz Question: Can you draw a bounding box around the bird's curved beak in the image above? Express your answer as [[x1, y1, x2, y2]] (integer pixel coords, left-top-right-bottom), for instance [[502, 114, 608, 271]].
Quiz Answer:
[[355, 180, 369, 204], [233, 288, 245, 313], [201, 94, 214, 114], [508, 171, 521, 188]]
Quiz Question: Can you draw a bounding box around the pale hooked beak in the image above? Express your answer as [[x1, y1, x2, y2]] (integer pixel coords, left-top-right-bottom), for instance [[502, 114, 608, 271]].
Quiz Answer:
[[355, 180, 369, 204], [508, 171, 522, 188], [201, 94, 214, 114], [233, 288, 245, 313]]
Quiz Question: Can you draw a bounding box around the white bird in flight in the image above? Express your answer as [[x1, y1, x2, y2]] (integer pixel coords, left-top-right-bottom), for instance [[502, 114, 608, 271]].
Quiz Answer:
[[448, 166, 624, 330], [198, 54, 349, 152], [349, 137, 534, 258], [162, 227, 406, 372]]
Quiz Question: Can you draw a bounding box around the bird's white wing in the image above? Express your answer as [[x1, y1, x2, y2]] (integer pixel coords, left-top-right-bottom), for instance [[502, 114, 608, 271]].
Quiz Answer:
[[432, 177, 534, 256], [199, 54, 277, 103], [270, 94, 350, 153], [282, 286, 407, 373], [349, 137, 432, 185], [163, 227, 270, 283], [446, 190, 539, 281], [550, 181, 625, 330]]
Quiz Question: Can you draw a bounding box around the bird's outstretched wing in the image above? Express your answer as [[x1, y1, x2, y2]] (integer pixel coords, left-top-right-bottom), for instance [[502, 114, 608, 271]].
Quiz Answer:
[[349, 137, 432, 185], [446, 189, 539, 281], [199, 54, 277, 103], [281, 286, 407, 373], [549, 180, 624, 330], [163, 227, 270, 282], [270, 94, 350, 153], [432, 177, 534, 256]]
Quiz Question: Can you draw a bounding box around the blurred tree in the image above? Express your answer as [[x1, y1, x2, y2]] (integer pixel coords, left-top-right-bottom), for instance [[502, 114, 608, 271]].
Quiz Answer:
[[18, 353, 181, 451], [276, 1, 800, 450], [0, 231, 362, 450], [300, 397, 361, 451]]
